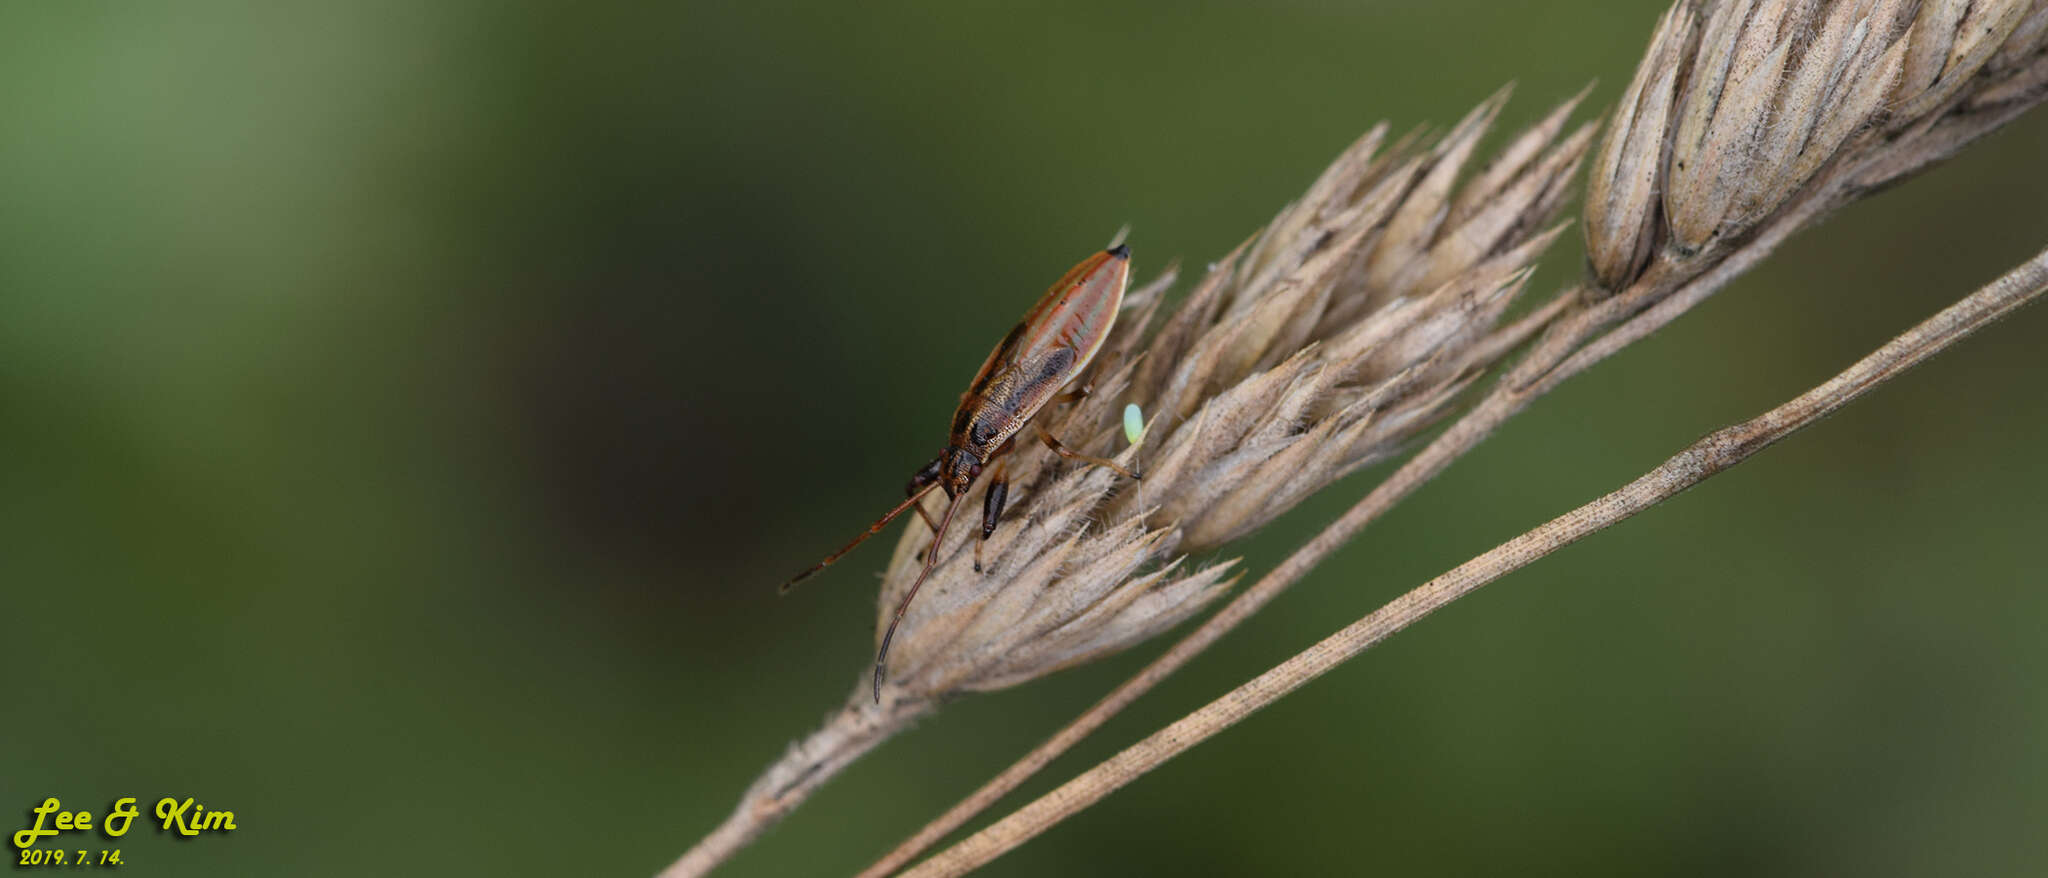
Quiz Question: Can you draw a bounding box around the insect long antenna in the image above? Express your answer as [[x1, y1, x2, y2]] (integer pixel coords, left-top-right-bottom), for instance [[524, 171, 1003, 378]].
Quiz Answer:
[[874, 492, 964, 703], [780, 482, 940, 594]]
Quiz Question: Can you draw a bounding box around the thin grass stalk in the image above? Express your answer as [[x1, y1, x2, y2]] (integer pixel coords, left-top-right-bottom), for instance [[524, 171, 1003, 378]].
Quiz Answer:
[[666, 692, 930, 878], [901, 241, 2048, 878]]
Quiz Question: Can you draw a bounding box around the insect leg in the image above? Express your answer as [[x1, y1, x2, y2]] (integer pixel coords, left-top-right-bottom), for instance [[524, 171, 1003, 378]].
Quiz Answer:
[[974, 456, 1009, 574], [1034, 421, 1140, 480], [906, 456, 944, 534]]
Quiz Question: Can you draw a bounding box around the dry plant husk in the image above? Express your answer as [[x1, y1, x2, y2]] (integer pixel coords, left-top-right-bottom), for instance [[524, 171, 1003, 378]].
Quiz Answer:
[[1588, 0, 2048, 289], [874, 87, 1595, 701]]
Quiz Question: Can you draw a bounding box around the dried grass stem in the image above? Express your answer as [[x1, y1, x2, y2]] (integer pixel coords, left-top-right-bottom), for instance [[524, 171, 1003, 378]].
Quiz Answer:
[[660, 693, 930, 878]]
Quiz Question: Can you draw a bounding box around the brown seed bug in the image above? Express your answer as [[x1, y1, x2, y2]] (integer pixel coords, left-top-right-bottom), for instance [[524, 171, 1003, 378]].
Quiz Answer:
[[782, 244, 1141, 701]]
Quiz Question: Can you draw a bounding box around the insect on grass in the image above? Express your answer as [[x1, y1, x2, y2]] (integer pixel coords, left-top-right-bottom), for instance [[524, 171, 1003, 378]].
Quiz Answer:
[[781, 244, 1141, 702]]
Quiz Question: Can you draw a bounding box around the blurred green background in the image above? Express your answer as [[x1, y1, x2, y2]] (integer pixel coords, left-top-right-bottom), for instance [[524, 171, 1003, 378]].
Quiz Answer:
[[4, 1, 2045, 875]]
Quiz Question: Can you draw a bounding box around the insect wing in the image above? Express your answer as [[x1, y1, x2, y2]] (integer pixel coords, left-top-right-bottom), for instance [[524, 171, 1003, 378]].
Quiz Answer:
[[954, 248, 1130, 448], [1008, 246, 1130, 380]]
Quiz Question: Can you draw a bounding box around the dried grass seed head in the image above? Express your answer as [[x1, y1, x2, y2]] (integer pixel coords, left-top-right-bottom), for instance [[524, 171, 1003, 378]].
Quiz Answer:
[[1585, 0, 2048, 291], [869, 89, 1594, 704]]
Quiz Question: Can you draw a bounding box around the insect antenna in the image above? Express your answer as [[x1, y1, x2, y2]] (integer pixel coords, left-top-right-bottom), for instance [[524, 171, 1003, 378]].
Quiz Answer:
[[780, 482, 941, 594], [874, 491, 965, 702]]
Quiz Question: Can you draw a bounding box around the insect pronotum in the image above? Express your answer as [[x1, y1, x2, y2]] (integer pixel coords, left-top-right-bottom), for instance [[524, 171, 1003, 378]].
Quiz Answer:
[[782, 244, 1141, 701]]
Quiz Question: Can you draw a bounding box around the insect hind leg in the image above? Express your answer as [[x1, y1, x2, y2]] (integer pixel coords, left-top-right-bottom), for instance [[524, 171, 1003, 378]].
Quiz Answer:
[[1034, 421, 1140, 480]]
